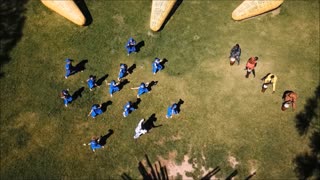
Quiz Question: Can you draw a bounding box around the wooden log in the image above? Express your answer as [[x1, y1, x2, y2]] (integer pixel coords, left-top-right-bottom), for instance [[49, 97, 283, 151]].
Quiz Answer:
[[150, 0, 177, 31], [41, 0, 86, 26], [232, 0, 284, 21]]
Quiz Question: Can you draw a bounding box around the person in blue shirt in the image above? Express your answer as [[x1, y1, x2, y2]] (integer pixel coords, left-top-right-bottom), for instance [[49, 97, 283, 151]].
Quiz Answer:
[[106, 80, 120, 97], [60, 89, 73, 107], [152, 58, 163, 75], [86, 75, 98, 91], [88, 104, 103, 118], [87, 136, 104, 152], [166, 103, 179, 118], [229, 44, 241, 66], [126, 37, 136, 56], [123, 101, 135, 117], [118, 64, 128, 81], [65, 58, 74, 79], [131, 82, 149, 98]]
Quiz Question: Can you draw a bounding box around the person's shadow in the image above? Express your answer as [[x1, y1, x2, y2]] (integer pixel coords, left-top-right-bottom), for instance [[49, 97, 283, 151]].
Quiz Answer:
[[119, 79, 130, 90], [143, 114, 162, 131], [226, 170, 238, 180], [135, 41, 144, 52], [96, 74, 108, 86], [127, 64, 136, 74], [73, 59, 88, 74], [101, 101, 112, 112], [98, 129, 114, 146], [72, 87, 85, 101], [160, 58, 169, 70], [177, 99, 184, 113], [131, 98, 141, 109], [201, 166, 220, 180], [147, 81, 158, 91]]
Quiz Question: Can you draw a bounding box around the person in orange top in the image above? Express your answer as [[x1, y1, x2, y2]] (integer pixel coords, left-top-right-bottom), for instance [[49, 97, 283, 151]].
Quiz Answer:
[[245, 56, 258, 78], [281, 91, 298, 111]]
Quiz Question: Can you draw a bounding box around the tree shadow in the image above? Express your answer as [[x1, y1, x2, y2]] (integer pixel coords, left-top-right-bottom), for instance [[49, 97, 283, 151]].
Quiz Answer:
[[119, 79, 130, 90], [158, 0, 183, 31], [143, 114, 162, 131], [101, 101, 112, 112], [0, 0, 28, 79], [98, 129, 113, 146], [128, 64, 136, 74], [132, 98, 141, 110], [71, 86, 85, 101], [135, 41, 144, 52], [310, 130, 320, 155], [72, 59, 88, 74], [96, 74, 108, 86], [244, 172, 256, 180], [138, 154, 169, 180], [294, 152, 319, 179], [147, 81, 158, 91], [120, 173, 132, 180], [295, 85, 319, 135], [74, 0, 93, 26], [225, 170, 238, 180], [201, 166, 220, 180]]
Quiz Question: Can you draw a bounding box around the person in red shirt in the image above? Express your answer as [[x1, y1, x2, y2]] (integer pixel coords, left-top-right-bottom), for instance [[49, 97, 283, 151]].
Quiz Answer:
[[245, 57, 258, 78], [281, 91, 298, 111]]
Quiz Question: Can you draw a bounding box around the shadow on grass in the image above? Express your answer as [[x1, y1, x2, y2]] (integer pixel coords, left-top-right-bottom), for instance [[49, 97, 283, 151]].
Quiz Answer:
[[101, 101, 112, 112], [295, 85, 319, 135], [135, 41, 144, 53], [72, 86, 84, 101], [158, 0, 183, 32], [160, 58, 169, 70], [127, 64, 136, 74], [73, 59, 88, 74], [225, 170, 238, 180], [201, 166, 220, 180], [131, 98, 141, 110], [119, 79, 130, 90], [98, 129, 113, 146], [0, 0, 28, 78], [125, 154, 168, 180], [244, 171, 256, 180], [177, 99, 184, 113], [147, 81, 158, 91], [74, 0, 92, 26], [143, 114, 162, 132], [96, 74, 108, 86]]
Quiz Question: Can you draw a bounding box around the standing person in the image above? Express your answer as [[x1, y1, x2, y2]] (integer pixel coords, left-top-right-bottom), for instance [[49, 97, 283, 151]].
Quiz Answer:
[[65, 58, 74, 79], [152, 58, 163, 75], [126, 37, 136, 56], [229, 44, 241, 65], [106, 80, 120, 97], [86, 136, 104, 152], [281, 91, 298, 111], [87, 75, 98, 91], [131, 82, 149, 98], [118, 63, 128, 81], [166, 103, 179, 118], [245, 57, 258, 78], [88, 104, 103, 118], [133, 119, 147, 139], [60, 89, 73, 107], [123, 101, 135, 117], [261, 73, 278, 93]]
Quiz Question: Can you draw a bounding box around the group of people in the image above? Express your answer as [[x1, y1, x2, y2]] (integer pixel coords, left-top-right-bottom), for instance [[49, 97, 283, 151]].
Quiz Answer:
[[60, 37, 181, 152], [229, 44, 298, 111]]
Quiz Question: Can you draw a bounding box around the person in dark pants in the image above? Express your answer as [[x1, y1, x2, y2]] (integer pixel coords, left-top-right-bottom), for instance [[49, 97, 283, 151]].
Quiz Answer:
[[229, 44, 241, 65], [65, 58, 74, 79], [245, 57, 258, 78], [126, 37, 136, 56], [60, 89, 73, 107]]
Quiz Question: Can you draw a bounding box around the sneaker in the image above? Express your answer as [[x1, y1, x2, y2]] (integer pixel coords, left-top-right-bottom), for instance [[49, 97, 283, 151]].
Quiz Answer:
[[65, 76, 68, 79], [166, 115, 169, 119], [123, 112, 127, 117], [65, 104, 68, 107]]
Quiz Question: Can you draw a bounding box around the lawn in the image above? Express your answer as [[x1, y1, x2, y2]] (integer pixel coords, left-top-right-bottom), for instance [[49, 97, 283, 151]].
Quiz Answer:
[[0, 0, 319, 179]]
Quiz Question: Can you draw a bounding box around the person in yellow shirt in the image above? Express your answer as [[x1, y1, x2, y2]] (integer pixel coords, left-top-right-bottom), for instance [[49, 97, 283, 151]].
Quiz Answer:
[[261, 73, 277, 93]]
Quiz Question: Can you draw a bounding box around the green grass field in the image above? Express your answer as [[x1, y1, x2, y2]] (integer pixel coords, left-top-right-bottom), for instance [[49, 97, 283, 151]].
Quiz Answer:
[[1, 0, 319, 179]]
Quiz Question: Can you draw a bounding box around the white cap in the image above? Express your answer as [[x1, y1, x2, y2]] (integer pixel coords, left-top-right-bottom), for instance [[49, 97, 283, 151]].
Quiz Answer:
[[247, 69, 252, 72], [230, 57, 236, 62], [263, 84, 268, 88], [284, 103, 290, 108]]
